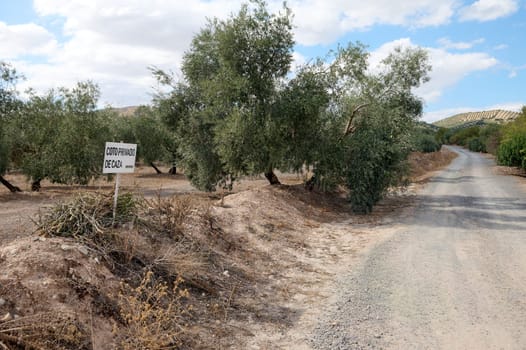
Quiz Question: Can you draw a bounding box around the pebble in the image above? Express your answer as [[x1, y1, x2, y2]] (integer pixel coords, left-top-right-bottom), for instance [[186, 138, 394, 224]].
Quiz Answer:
[[0, 298, 5, 306], [77, 246, 89, 255], [60, 244, 74, 251]]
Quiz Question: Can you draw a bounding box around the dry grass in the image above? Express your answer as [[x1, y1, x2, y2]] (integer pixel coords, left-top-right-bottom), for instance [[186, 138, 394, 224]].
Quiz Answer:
[[0, 312, 89, 350], [408, 148, 458, 181], [113, 271, 191, 350], [34, 191, 233, 348], [140, 194, 196, 237]]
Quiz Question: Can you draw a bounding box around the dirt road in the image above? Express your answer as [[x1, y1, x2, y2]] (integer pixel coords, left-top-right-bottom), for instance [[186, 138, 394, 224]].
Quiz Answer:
[[311, 146, 526, 349]]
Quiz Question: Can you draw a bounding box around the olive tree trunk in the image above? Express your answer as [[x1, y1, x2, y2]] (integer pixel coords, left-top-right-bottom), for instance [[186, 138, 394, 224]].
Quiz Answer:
[[264, 169, 280, 185], [149, 162, 163, 174], [0, 175, 21, 192], [31, 179, 41, 192]]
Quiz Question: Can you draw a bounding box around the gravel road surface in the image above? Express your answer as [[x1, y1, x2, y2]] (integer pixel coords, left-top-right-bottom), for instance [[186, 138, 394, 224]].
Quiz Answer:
[[311, 146, 526, 349]]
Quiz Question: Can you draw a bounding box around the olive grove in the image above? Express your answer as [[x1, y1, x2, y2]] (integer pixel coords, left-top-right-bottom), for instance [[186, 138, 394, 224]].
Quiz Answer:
[[154, 0, 431, 212]]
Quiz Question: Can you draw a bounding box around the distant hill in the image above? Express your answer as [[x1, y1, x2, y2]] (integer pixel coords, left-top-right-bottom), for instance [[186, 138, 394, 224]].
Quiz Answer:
[[109, 106, 140, 117], [433, 110, 520, 129]]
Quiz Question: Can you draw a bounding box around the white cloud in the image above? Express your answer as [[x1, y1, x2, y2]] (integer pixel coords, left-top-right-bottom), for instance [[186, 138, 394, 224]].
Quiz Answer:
[[0, 0, 510, 108], [423, 107, 473, 123], [288, 0, 457, 45], [418, 48, 497, 103], [437, 37, 485, 50], [0, 22, 58, 59], [18, 0, 247, 106], [368, 38, 415, 70], [291, 51, 308, 70], [459, 0, 519, 22], [508, 64, 526, 78], [368, 38, 498, 104], [493, 44, 509, 50], [485, 102, 524, 111]]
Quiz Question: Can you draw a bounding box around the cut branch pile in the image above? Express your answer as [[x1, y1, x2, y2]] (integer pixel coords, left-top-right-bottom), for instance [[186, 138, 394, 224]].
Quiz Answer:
[[36, 192, 136, 238]]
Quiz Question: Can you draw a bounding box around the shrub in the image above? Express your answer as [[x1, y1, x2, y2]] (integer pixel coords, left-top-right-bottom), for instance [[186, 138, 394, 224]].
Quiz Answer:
[[416, 133, 441, 153], [467, 137, 486, 152], [497, 133, 526, 169], [448, 126, 480, 146], [478, 124, 501, 154], [497, 106, 526, 169]]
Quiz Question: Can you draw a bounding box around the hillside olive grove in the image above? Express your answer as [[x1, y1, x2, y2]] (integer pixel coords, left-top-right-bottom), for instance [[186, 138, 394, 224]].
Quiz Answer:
[[1, 1, 432, 213]]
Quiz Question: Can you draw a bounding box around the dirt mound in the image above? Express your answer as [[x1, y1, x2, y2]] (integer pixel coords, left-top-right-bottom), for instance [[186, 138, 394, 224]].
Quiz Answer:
[[0, 236, 118, 349], [0, 186, 348, 349]]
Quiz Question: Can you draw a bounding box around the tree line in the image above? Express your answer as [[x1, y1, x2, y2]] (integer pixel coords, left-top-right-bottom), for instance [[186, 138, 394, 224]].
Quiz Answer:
[[1, 0, 432, 213], [438, 106, 526, 170]]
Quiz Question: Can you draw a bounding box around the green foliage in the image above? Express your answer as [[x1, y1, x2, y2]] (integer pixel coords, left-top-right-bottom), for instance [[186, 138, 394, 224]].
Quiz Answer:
[[179, 109, 226, 191], [416, 133, 441, 153], [413, 124, 441, 153], [155, 2, 430, 213], [304, 45, 429, 213], [497, 107, 526, 169], [0, 62, 22, 175], [467, 137, 486, 152], [435, 127, 448, 144], [8, 90, 64, 182], [10, 82, 112, 185], [155, 0, 294, 190], [112, 106, 175, 166], [442, 123, 502, 154], [497, 133, 526, 168], [273, 60, 333, 172], [346, 108, 411, 213], [48, 83, 112, 185], [477, 124, 501, 154], [341, 47, 429, 213], [133, 107, 171, 164], [448, 126, 480, 146]]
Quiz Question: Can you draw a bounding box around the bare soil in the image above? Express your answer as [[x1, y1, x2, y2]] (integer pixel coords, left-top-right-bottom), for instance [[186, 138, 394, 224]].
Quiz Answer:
[[309, 146, 526, 349], [0, 149, 462, 349]]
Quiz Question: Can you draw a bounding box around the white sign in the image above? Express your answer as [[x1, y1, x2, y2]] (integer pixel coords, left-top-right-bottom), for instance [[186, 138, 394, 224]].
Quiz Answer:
[[102, 142, 137, 174]]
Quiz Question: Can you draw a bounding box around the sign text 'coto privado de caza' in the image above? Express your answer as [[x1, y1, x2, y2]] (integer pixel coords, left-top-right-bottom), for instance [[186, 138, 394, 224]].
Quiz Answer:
[[102, 142, 137, 174]]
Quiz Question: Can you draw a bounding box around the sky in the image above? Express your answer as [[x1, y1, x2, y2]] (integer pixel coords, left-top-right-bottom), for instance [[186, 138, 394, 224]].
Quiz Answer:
[[0, 0, 525, 123]]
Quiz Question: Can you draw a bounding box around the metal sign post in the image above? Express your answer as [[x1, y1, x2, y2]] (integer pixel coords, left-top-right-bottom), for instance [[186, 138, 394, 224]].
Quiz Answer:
[[112, 172, 121, 223], [102, 141, 137, 224]]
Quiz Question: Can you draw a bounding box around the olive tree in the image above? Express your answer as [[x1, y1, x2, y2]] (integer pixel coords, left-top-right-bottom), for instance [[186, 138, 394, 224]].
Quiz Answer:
[[315, 45, 431, 213], [156, 0, 294, 190], [155, 2, 431, 214], [0, 62, 22, 192], [10, 82, 112, 190], [112, 106, 176, 174]]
